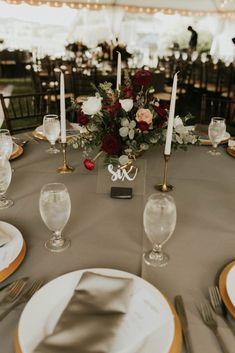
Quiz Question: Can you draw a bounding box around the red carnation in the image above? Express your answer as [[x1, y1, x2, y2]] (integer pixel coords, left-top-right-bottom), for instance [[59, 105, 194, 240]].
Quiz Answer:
[[77, 111, 89, 126], [134, 70, 153, 87], [137, 121, 149, 131], [84, 159, 95, 170], [101, 134, 121, 155]]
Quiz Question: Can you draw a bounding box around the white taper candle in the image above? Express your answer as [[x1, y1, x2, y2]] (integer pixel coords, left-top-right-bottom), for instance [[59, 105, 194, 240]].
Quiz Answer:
[[164, 72, 178, 155], [116, 51, 121, 91], [60, 71, 66, 143]]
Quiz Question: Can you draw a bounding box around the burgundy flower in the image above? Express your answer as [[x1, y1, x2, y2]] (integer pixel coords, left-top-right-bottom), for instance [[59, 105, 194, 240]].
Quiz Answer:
[[84, 159, 95, 170], [101, 134, 121, 155], [137, 121, 150, 131], [123, 85, 134, 98], [134, 70, 153, 87], [77, 111, 89, 126], [154, 105, 167, 119], [104, 101, 122, 117]]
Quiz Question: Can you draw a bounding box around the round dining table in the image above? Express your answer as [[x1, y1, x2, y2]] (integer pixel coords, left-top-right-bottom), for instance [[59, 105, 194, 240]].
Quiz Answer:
[[1, 135, 235, 353]]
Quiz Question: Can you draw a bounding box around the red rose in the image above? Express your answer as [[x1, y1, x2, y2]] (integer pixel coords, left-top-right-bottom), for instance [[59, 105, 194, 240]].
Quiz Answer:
[[84, 159, 95, 170], [77, 111, 89, 126], [101, 134, 121, 155], [137, 121, 149, 131], [134, 70, 153, 87]]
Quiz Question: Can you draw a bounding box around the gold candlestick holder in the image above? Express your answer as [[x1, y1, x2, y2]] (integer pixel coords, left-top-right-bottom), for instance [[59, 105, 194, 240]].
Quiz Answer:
[[156, 154, 173, 192], [57, 142, 74, 174]]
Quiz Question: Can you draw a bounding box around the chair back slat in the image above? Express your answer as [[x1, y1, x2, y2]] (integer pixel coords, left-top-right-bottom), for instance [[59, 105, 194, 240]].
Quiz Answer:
[[200, 94, 235, 126]]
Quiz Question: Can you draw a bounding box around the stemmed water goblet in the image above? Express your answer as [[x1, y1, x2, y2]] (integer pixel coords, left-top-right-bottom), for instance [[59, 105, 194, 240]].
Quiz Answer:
[[0, 156, 13, 209], [208, 117, 226, 156], [39, 183, 71, 252], [0, 129, 13, 160], [143, 193, 177, 267], [43, 115, 60, 154]]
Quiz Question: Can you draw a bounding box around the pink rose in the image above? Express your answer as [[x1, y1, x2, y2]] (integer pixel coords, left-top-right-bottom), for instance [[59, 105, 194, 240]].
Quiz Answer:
[[136, 108, 153, 125]]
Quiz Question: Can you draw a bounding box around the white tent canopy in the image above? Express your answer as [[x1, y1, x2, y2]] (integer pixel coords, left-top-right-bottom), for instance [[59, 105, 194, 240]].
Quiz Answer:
[[0, 0, 234, 60]]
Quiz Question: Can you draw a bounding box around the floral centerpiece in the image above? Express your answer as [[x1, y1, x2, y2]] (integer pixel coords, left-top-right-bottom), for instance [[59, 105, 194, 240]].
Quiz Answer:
[[70, 69, 197, 170]]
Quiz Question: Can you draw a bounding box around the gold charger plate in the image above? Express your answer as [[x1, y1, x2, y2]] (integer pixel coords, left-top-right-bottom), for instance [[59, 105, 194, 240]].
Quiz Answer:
[[32, 129, 46, 140], [219, 260, 235, 317], [0, 241, 26, 282], [226, 147, 235, 158], [10, 144, 24, 160]]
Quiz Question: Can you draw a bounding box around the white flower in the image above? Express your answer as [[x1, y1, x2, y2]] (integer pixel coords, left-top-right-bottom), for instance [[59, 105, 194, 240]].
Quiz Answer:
[[121, 118, 130, 127], [119, 126, 129, 137], [173, 116, 183, 128], [119, 155, 130, 165], [82, 96, 102, 115], [140, 143, 149, 150], [119, 119, 135, 140], [119, 99, 133, 112]]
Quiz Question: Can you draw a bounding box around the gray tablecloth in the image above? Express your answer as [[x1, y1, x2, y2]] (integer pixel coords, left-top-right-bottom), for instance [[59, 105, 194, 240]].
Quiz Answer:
[[1, 137, 235, 353]]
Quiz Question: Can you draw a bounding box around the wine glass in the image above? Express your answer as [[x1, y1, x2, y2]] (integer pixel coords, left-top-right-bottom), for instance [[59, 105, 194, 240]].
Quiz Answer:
[[43, 115, 60, 154], [0, 156, 13, 209], [0, 129, 13, 159], [39, 183, 71, 252], [208, 117, 226, 156], [143, 193, 176, 267]]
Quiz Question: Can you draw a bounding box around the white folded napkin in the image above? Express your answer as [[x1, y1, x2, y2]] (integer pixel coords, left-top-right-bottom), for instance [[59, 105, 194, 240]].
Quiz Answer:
[[0, 229, 11, 247]]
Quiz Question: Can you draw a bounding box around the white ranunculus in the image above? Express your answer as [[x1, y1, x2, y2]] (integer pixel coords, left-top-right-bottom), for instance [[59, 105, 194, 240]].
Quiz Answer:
[[129, 120, 136, 129], [119, 126, 129, 137], [82, 96, 102, 115], [121, 118, 130, 127], [120, 99, 133, 112], [119, 155, 130, 166], [173, 116, 183, 128]]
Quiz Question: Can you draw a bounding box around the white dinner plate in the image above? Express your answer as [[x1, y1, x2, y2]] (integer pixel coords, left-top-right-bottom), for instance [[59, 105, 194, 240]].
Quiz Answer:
[[226, 264, 235, 307], [186, 126, 230, 144], [18, 268, 175, 353], [35, 123, 80, 138], [0, 221, 24, 271]]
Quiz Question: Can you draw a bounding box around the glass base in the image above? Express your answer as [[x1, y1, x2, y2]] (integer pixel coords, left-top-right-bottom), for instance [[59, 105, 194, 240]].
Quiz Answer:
[[207, 149, 221, 156], [44, 237, 71, 252], [143, 250, 169, 267], [45, 146, 60, 154], [0, 198, 13, 209]]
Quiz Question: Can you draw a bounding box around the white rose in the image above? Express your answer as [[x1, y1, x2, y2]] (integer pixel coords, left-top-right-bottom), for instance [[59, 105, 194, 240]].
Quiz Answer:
[[119, 126, 129, 137], [82, 96, 102, 115], [119, 99, 133, 112]]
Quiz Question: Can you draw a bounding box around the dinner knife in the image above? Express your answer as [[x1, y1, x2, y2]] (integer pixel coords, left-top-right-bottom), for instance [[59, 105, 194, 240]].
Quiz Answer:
[[175, 295, 194, 353]]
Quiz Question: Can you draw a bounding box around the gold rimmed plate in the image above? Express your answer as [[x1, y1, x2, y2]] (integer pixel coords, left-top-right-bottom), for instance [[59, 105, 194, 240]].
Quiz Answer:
[[226, 147, 235, 158], [10, 143, 24, 160], [32, 123, 81, 141], [219, 260, 235, 317], [15, 268, 181, 353]]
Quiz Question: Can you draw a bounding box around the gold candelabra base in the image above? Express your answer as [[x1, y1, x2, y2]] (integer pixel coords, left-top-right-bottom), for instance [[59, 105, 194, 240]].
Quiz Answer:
[[57, 142, 74, 174], [155, 154, 173, 192]]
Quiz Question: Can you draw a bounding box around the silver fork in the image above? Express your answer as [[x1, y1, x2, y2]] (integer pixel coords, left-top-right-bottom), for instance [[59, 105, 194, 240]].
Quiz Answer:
[[209, 286, 235, 337], [0, 278, 27, 305], [0, 279, 44, 320], [199, 302, 230, 353]]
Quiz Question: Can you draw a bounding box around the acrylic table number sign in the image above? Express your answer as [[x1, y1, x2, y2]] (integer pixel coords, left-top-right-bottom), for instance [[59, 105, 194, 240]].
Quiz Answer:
[[96, 159, 147, 196]]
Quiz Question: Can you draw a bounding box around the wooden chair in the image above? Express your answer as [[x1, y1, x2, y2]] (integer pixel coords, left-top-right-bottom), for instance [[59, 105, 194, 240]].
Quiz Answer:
[[0, 92, 60, 134], [200, 94, 235, 126]]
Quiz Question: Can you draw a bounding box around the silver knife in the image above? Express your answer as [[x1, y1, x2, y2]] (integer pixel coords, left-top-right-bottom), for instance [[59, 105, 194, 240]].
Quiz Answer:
[[175, 295, 194, 353]]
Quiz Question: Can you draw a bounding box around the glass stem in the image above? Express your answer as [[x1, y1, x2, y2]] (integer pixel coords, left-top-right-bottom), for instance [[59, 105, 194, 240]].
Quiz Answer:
[[51, 230, 64, 247], [152, 244, 163, 259]]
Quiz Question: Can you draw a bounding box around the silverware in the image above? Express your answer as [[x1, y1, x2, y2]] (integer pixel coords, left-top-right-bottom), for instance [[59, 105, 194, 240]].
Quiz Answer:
[[0, 279, 44, 320], [0, 277, 29, 292], [209, 286, 235, 337], [0, 278, 27, 305], [175, 295, 194, 353], [199, 302, 230, 353]]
